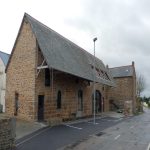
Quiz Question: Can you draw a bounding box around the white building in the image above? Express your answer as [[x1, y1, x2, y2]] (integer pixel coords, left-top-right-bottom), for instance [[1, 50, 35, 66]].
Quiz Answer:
[[0, 51, 9, 112]]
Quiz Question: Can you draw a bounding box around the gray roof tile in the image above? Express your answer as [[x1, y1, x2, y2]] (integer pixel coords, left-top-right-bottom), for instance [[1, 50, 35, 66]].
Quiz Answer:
[[109, 65, 133, 78], [25, 13, 115, 86], [0, 51, 10, 66]]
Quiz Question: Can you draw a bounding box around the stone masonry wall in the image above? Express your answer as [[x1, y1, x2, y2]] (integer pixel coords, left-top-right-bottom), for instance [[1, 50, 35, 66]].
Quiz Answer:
[[108, 77, 134, 111], [5, 20, 37, 121], [0, 115, 16, 150], [35, 68, 107, 121], [35, 50, 109, 122]]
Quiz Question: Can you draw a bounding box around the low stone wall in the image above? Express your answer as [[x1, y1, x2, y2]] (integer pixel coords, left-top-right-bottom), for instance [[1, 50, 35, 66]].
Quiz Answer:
[[0, 115, 16, 150]]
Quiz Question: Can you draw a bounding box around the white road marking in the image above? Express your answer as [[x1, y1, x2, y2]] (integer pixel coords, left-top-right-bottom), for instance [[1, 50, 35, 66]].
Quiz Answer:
[[114, 118, 123, 122], [114, 135, 120, 140], [16, 127, 50, 146], [65, 124, 82, 130], [130, 125, 135, 129], [146, 142, 150, 150], [87, 121, 99, 125]]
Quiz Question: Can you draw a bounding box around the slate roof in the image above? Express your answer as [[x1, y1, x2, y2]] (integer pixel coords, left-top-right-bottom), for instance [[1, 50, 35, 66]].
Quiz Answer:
[[0, 51, 10, 66], [109, 65, 134, 78], [9, 13, 115, 86]]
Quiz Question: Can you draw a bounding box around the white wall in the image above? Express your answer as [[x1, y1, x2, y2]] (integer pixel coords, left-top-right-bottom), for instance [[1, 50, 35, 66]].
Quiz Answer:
[[0, 58, 6, 112]]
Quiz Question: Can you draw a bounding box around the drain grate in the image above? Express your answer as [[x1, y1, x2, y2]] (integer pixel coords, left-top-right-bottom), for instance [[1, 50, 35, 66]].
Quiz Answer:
[[95, 132, 105, 137]]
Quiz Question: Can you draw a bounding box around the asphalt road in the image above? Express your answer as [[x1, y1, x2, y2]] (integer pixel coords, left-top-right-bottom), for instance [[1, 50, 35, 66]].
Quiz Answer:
[[15, 116, 123, 150], [66, 108, 150, 150]]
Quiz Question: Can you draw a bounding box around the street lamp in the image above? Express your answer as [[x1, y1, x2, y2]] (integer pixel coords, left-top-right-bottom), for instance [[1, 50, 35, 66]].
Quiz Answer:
[[93, 37, 97, 124]]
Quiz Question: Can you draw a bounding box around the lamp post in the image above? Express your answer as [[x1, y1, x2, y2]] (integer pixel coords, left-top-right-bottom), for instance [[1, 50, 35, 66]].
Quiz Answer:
[[93, 37, 97, 124]]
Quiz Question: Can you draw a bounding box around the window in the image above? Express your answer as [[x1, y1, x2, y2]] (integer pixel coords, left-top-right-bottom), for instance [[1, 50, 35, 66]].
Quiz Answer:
[[78, 90, 83, 111], [45, 68, 50, 86], [14, 93, 19, 116], [57, 91, 61, 109]]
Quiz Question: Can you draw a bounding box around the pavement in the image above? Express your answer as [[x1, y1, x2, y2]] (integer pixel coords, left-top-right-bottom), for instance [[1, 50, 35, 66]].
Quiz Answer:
[[63, 108, 150, 150], [15, 111, 124, 150], [15, 111, 124, 140], [16, 119, 47, 140]]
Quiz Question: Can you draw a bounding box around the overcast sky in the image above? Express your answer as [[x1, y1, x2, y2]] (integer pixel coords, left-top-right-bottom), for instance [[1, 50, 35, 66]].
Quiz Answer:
[[0, 0, 150, 96]]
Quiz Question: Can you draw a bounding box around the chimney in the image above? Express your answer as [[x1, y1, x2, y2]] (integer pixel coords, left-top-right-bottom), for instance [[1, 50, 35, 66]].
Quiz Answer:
[[132, 61, 134, 66], [106, 64, 109, 69]]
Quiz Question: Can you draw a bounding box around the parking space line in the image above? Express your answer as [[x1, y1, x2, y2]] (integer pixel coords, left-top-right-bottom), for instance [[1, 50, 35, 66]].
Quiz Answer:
[[130, 125, 135, 129], [146, 142, 150, 150], [114, 118, 123, 122], [114, 134, 120, 140], [65, 124, 82, 130], [101, 118, 122, 122], [87, 121, 99, 125]]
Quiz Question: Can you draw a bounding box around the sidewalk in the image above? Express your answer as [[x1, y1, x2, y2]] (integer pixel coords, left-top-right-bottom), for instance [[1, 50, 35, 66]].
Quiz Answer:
[[100, 111, 124, 118], [15, 111, 124, 140], [16, 119, 47, 140], [62, 111, 124, 125]]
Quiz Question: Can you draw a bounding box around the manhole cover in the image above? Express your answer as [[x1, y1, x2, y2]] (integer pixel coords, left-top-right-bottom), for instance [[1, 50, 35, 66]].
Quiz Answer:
[[95, 132, 105, 137]]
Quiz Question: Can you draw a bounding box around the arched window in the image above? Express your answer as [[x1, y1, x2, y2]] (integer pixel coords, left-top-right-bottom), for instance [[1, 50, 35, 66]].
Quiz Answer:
[[57, 91, 61, 109], [78, 90, 83, 111], [92, 90, 102, 113]]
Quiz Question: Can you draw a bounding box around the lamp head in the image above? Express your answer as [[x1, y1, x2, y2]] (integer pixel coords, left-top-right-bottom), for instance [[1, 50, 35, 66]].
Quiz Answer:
[[93, 37, 97, 42]]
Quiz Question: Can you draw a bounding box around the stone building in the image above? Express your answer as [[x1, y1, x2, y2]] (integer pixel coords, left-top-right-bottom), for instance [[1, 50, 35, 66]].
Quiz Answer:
[[5, 13, 115, 122], [108, 62, 136, 114], [0, 51, 9, 112]]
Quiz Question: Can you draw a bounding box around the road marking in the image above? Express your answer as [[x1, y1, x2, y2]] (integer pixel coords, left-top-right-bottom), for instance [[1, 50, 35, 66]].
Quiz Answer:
[[115, 118, 123, 122], [65, 124, 82, 130], [16, 127, 50, 147], [146, 142, 150, 150], [130, 125, 135, 129], [87, 121, 99, 125], [114, 135, 120, 140]]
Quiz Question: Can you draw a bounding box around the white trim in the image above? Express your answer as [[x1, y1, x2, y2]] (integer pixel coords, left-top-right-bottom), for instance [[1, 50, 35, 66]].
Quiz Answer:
[[37, 65, 48, 69], [36, 59, 46, 77]]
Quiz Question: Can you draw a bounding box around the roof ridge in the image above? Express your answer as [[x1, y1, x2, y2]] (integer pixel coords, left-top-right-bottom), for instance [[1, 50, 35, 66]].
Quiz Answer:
[[109, 65, 132, 69], [24, 13, 103, 65]]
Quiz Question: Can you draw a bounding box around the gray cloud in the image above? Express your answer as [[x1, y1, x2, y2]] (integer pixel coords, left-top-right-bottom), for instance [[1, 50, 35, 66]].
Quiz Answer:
[[65, 0, 150, 96]]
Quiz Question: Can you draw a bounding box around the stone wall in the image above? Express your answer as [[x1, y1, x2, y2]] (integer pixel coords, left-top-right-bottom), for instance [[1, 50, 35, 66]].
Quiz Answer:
[[5, 19, 37, 121], [0, 115, 16, 150], [34, 50, 109, 122], [108, 77, 134, 112], [35, 66, 107, 121]]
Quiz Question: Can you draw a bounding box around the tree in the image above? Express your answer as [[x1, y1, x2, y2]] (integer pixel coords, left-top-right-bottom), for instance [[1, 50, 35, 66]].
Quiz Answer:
[[136, 74, 145, 97]]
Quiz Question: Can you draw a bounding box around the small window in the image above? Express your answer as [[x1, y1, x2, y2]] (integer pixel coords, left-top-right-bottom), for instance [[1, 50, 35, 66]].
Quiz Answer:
[[14, 93, 19, 116], [57, 91, 61, 109], [45, 68, 50, 86], [78, 90, 83, 111]]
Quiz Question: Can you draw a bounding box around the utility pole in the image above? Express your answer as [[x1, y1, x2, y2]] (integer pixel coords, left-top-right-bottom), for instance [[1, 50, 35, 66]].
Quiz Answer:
[[93, 37, 97, 124]]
